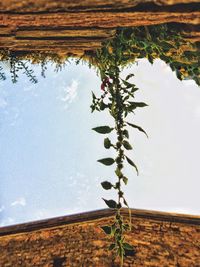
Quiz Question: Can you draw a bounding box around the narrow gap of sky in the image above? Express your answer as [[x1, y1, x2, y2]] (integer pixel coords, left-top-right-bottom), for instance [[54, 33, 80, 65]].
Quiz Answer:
[[0, 58, 199, 226]]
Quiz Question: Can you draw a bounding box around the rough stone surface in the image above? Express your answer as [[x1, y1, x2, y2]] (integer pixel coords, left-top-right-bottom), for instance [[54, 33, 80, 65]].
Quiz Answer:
[[0, 0, 199, 56], [0, 0, 199, 12], [0, 209, 200, 267]]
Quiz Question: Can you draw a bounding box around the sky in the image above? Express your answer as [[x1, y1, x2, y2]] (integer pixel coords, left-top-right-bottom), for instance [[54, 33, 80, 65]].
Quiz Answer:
[[0, 58, 200, 227]]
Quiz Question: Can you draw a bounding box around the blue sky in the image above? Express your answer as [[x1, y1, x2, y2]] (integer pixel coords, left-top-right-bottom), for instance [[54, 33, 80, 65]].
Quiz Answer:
[[0, 59, 200, 226]]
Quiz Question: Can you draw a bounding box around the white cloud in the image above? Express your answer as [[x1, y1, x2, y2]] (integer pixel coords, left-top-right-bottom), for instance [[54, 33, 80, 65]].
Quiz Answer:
[[0, 205, 5, 213], [0, 97, 8, 109], [60, 80, 78, 108], [11, 197, 26, 207]]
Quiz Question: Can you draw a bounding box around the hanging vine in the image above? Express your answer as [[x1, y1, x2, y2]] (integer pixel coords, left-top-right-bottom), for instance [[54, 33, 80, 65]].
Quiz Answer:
[[90, 30, 149, 266], [90, 25, 199, 265]]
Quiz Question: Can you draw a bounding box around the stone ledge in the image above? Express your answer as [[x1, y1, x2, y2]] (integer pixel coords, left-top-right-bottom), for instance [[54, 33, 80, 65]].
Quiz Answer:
[[0, 208, 199, 237]]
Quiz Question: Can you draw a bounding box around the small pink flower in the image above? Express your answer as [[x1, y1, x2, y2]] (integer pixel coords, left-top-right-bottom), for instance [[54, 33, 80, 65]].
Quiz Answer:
[[101, 83, 105, 91], [104, 77, 110, 84], [100, 77, 111, 91]]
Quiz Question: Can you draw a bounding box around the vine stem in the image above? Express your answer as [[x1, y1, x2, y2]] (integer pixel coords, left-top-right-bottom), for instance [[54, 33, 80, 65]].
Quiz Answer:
[[113, 62, 125, 267]]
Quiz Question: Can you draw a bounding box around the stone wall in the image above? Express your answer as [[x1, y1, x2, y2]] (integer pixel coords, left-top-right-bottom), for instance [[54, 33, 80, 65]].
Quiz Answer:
[[0, 0, 199, 56], [0, 209, 200, 267], [0, 0, 200, 12]]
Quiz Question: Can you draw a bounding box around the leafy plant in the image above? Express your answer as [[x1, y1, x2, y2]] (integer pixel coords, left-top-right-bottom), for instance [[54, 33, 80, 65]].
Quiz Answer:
[[87, 25, 199, 86], [0, 65, 6, 81], [91, 35, 149, 266], [90, 25, 199, 265], [0, 50, 67, 83]]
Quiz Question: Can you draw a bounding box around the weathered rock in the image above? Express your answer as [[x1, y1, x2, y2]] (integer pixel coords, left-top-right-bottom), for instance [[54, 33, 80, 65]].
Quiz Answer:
[[0, 0, 199, 12], [0, 209, 199, 267], [0, 0, 199, 56]]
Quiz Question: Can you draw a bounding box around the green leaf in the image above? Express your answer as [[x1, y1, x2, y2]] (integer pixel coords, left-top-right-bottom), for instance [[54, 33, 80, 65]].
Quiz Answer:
[[123, 198, 128, 207], [122, 176, 128, 185], [127, 122, 148, 138], [131, 85, 139, 93], [115, 182, 120, 189], [100, 101, 107, 111], [104, 138, 111, 149], [126, 101, 148, 113], [98, 158, 115, 166], [90, 104, 95, 113], [123, 95, 129, 102], [176, 71, 183, 81], [122, 79, 133, 89], [92, 126, 114, 134], [115, 168, 123, 178], [147, 54, 154, 64], [126, 156, 139, 175], [123, 140, 132, 150], [103, 198, 117, 208], [111, 223, 116, 234], [123, 243, 134, 251], [92, 91, 96, 100], [101, 181, 113, 190], [161, 41, 175, 50], [123, 129, 129, 139], [128, 101, 148, 109], [101, 226, 112, 235], [109, 243, 116, 251], [125, 73, 134, 80]]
